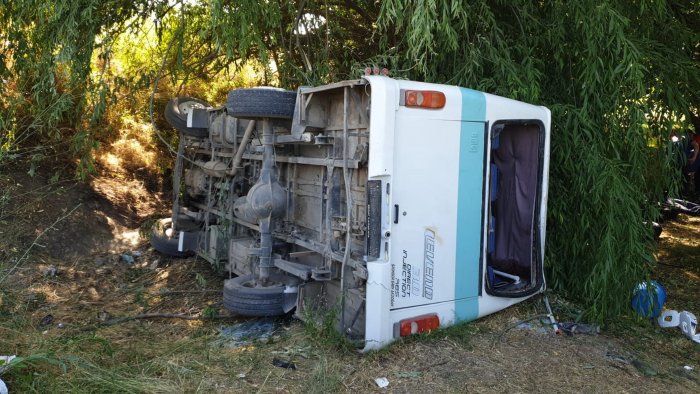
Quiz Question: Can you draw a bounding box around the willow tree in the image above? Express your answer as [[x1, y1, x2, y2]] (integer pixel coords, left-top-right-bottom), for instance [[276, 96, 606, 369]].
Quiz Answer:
[[0, 0, 173, 176], [375, 0, 700, 321], [207, 0, 380, 86], [0, 0, 379, 174], [2, 0, 698, 321]]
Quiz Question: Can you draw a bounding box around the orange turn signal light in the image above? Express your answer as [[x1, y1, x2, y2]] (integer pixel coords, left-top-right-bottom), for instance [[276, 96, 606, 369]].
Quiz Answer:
[[403, 90, 446, 109]]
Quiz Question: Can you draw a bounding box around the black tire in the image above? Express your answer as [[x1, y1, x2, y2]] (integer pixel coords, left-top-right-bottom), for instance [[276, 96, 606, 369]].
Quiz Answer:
[[149, 218, 200, 257], [652, 222, 663, 240], [164, 97, 210, 138], [226, 88, 296, 120], [223, 274, 300, 316], [661, 208, 680, 221]]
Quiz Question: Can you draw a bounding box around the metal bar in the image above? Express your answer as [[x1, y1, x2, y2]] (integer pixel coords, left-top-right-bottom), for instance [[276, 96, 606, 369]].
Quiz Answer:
[[170, 136, 186, 231], [340, 86, 353, 333], [257, 118, 275, 282], [299, 79, 366, 94], [228, 120, 256, 176], [189, 201, 260, 231], [241, 153, 360, 168]]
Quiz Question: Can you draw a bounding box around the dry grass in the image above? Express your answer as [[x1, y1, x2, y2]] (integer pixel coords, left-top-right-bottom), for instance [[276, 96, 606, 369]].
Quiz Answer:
[[655, 215, 700, 314], [95, 117, 159, 177], [2, 243, 698, 393], [1, 164, 700, 392]]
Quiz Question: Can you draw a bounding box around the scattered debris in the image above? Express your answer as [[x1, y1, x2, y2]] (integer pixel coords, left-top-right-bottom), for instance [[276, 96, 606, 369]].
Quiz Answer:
[[394, 371, 420, 379], [120, 254, 135, 264], [149, 260, 159, 270], [604, 351, 630, 363], [44, 265, 58, 277], [39, 314, 54, 327], [657, 309, 700, 343], [271, 345, 313, 359], [94, 257, 108, 267], [558, 322, 600, 336], [236, 373, 246, 379], [131, 250, 142, 258], [57, 323, 65, 329], [543, 295, 562, 335], [0, 355, 17, 394], [658, 310, 680, 328], [515, 321, 550, 335], [679, 311, 700, 343], [671, 366, 700, 384], [631, 359, 658, 377], [271, 358, 296, 370], [97, 310, 112, 322], [215, 319, 280, 349], [375, 377, 389, 388]]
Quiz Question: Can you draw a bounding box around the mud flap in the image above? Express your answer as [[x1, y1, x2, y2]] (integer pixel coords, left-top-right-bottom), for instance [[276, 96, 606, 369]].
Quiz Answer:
[[283, 285, 299, 313]]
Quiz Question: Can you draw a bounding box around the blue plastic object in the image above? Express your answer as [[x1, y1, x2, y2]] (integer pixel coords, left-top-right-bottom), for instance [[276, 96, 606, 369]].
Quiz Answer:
[[631, 281, 666, 318], [490, 164, 498, 201], [492, 134, 500, 150], [487, 216, 495, 254]]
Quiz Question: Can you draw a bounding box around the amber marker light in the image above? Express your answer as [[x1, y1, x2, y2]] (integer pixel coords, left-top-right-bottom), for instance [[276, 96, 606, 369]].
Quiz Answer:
[[403, 90, 446, 109]]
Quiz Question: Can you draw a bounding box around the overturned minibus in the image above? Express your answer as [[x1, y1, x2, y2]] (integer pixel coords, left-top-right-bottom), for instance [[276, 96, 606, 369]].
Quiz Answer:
[[151, 76, 551, 350]]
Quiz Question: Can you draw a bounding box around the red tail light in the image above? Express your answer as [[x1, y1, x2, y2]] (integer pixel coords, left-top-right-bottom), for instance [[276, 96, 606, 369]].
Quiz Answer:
[[398, 314, 440, 337], [403, 90, 446, 109]]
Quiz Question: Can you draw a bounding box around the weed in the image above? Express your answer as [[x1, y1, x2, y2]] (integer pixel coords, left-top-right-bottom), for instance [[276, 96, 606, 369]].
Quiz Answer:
[[202, 304, 218, 318], [58, 334, 116, 357], [0, 290, 16, 318], [300, 303, 357, 353], [301, 357, 343, 394], [63, 355, 180, 393], [0, 353, 66, 392], [138, 217, 158, 239], [133, 288, 149, 308], [195, 272, 207, 289]]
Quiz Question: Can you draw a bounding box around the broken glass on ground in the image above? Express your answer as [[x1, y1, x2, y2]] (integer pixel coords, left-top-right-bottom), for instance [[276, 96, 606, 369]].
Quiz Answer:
[[213, 318, 281, 349]]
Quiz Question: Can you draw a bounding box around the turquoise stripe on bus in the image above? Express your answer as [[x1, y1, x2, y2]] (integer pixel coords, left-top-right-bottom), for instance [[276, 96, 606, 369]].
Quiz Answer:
[[454, 88, 486, 321]]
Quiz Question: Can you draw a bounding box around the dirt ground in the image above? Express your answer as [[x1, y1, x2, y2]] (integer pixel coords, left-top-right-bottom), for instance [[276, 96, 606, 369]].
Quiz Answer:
[[1, 167, 699, 393]]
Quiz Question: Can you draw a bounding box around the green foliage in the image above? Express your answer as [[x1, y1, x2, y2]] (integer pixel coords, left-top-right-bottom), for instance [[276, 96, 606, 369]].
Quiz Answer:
[[0, 0, 157, 176], [1, 0, 698, 324], [378, 0, 699, 322], [301, 357, 343, 394], [208, 0, 380, 86], [0, 353, 66, 389], [300, 303, 357, 352]]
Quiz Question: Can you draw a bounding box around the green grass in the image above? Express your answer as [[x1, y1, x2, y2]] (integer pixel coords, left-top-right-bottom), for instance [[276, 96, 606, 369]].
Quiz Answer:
[[301, 357, 343, 394], [299, 303, 359, 353]]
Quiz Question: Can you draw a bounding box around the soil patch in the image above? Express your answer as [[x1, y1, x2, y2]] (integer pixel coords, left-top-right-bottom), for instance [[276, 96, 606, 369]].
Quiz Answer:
[[0, 168, 699, 392], [0, 167, 164, 260]]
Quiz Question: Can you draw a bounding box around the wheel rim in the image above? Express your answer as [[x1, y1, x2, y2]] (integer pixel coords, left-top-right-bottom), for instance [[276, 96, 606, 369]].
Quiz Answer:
[[178, 100, 206, 116]]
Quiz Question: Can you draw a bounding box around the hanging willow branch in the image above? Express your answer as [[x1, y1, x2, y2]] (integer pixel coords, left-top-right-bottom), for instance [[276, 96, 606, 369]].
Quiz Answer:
[[1, 0, 697, 323], [377, 0, 700, 322]]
